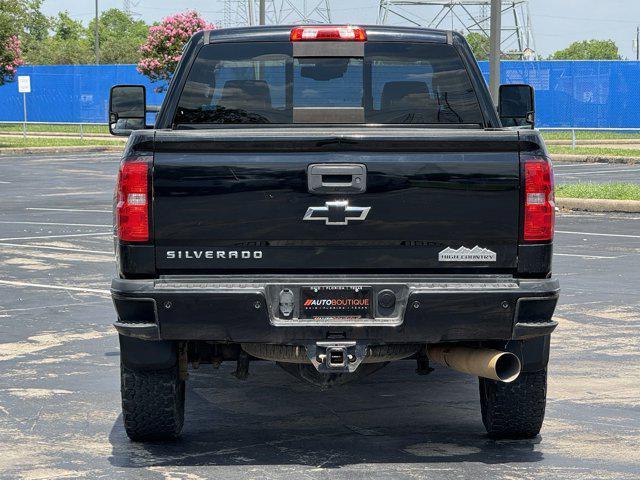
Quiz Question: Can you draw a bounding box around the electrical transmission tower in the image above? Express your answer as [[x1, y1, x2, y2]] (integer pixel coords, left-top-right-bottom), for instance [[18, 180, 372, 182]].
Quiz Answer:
[[377, 1, 535, 59], [223, 1, 332, 28], [123, 0, 141, 17]]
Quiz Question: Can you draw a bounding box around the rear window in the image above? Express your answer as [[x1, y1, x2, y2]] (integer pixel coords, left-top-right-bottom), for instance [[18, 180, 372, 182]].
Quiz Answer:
[[174, 41, 484, 126]]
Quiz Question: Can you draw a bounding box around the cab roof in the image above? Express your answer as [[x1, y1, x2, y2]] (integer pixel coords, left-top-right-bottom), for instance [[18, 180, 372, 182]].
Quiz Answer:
[[200, 24, 456, 45]]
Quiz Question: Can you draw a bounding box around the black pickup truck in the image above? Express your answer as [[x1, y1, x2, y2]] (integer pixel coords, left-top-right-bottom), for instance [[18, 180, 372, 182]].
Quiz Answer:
[[109, 25, 558, 442]]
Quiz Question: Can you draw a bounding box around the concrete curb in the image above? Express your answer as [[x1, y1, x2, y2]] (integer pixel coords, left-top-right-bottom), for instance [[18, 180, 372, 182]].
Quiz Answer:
[[551, 154, 640, 164], [556, 197, 640, 213], [0, 146, 123, 155]]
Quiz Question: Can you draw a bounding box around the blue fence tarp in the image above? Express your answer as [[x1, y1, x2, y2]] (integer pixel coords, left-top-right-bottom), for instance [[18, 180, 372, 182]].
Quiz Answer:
[[1, 61, 640, 128], [479, 61, 640, 128], [0, 65, 165, 124]]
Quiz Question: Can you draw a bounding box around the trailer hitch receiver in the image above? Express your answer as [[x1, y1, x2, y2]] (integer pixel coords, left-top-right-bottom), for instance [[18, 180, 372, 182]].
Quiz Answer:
[[306, 341, 367, 373]]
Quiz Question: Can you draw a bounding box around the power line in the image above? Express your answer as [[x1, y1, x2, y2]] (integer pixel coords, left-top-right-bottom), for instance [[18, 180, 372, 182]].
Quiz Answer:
[[377, 0, 536, 59], [533, 13, 640, 25], [223, 1, 332, 27], [123, 0, 142, 17]]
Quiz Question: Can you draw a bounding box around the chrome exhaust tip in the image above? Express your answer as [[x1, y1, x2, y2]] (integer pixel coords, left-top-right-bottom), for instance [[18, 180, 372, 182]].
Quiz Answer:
[[491, 351, 522, 383]]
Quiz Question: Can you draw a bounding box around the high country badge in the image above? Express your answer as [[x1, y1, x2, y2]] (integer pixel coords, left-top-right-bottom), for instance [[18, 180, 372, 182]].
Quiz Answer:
[[439, 246, 497, 262]]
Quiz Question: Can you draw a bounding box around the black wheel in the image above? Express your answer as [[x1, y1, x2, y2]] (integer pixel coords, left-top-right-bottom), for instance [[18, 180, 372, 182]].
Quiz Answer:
[[479, 369, 547, 439], [121, 363, 185, 441]]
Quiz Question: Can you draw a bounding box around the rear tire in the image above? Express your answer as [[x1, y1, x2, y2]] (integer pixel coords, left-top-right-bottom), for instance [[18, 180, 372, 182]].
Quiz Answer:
[[121, 363, 185, 441], [479, 369, 547, 439]]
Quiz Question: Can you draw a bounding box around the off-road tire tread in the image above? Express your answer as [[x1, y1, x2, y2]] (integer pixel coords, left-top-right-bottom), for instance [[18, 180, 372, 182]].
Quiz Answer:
[[480, 369, 547, 439], [121, 364, 185, 441]]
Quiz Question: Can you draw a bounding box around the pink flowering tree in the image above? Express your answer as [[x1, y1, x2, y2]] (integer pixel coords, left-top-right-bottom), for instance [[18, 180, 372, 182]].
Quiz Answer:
[[0, 35, 24, 86], [138, 11, 215, 91]]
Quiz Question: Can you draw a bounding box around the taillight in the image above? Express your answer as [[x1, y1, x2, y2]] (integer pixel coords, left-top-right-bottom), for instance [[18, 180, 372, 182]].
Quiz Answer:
[[522, 157, 555, 242], [290, 26, 367, 42], [116, 156, 150, 242]]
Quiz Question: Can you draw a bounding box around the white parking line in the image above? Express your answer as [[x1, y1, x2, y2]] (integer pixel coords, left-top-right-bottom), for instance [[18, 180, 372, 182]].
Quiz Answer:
[[0, 280, 110, 296], [0, 300, 106, 313], [554, 163, 611, 168], [558, 211, 640, 220], [26, 207, 110, 213], [39, 191, 111, 198], [555, 168, 640, 176], [555, 253, 617, 259], [556, 230, 640, 239], [0, 242, 111, 255], [0, 221, 110, 227], [0, 232, 112, 241]]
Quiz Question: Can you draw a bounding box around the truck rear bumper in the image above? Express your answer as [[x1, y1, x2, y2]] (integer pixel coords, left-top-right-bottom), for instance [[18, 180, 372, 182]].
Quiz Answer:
[[111, 275, 559, 343]]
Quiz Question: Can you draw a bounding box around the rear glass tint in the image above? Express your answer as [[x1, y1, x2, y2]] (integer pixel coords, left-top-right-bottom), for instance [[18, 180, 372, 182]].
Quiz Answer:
[[173, 41, 483, 126], [367, 43, 483, 124], [294, 57, 363, 107], [175, 43, 291, 124]]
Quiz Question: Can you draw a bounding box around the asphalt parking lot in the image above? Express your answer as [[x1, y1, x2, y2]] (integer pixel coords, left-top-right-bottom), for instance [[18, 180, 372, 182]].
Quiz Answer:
[[554, 161, 640, 184], [0, 152, 639, 479]]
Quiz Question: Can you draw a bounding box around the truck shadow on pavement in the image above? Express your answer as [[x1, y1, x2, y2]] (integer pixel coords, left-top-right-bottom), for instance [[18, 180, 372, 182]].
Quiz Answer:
[[108, 361, 543, 469]]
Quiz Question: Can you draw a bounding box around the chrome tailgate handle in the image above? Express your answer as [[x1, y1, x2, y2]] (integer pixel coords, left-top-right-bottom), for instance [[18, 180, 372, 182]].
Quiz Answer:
[[307, 164, 367, 194]]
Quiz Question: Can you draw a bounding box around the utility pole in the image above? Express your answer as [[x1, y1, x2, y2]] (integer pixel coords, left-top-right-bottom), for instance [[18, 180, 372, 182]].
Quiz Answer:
[[489, 0, 501, 105], [259, 0, 266, 25], [248, 0, 255, 25], [636, 26, 639, 61], [94, 0, 100, 65]]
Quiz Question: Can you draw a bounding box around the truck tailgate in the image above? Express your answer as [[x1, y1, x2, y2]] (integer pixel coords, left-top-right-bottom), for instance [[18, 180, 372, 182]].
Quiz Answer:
[[152, 128, 522, 272]]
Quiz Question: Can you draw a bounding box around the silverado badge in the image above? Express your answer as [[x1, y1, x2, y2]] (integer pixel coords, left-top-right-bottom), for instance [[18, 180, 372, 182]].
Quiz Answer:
[[439, 246, 497, 262], [303, 200, 371, 226]]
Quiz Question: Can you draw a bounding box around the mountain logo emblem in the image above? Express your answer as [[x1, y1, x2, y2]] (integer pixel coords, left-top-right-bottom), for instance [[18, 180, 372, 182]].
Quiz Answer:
[[438, 246, 497, 262]]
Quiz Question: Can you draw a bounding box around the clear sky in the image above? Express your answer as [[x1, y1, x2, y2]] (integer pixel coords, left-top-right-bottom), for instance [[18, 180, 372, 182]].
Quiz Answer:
[[40, 0, 640, 59]]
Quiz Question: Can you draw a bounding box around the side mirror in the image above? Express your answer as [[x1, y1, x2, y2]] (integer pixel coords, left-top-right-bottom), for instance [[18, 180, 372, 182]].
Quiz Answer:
[[109, 85, 147, 136], [499, 84, 535, 129]]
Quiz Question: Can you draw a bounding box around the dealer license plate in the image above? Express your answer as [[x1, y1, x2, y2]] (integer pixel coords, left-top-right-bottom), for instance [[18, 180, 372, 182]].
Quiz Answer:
[[300, 286, 373, 321]]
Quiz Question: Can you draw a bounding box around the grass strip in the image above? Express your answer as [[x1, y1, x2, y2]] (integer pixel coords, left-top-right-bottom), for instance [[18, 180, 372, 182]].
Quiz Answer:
[[556, 183, 640, 201], [542, 131, 640, 141], [0, 123, 109, 134], [0, 137, 122, 148], [548, 146, 640, 157]]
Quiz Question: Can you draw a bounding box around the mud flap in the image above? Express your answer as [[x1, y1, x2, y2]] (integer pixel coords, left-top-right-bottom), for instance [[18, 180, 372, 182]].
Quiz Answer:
[[505, 335, 550, 373], [119, 335, 177, 371]]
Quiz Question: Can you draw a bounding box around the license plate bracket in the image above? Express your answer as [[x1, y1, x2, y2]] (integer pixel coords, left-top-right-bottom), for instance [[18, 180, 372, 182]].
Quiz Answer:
[[300, 286, 373, 321]]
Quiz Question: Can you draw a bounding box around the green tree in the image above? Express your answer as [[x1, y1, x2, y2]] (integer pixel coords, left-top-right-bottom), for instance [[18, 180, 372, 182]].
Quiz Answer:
[[550, 39, 621, 60], [466, 32, 490, 61], [465, 32, 526, 61], [21, 1, 48, 53], [54, 11, 85, 41], [26, 8, 149, 65], [87, 9, 149, 64], [0, 0, 43, 84], [26, 12, 93, 65]]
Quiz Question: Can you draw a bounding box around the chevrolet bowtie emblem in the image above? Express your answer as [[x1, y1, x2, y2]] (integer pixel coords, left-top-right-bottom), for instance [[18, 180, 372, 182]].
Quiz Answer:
[[303, 200, 371, 226]]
